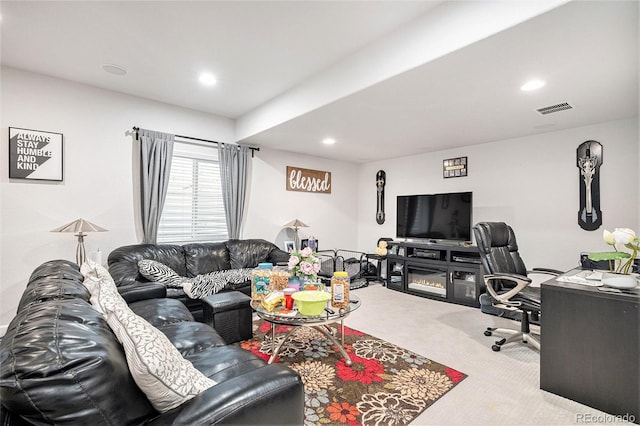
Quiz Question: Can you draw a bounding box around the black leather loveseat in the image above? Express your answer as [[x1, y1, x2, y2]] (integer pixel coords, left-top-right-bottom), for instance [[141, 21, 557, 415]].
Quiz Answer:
[[0, 259, 304, 425], [108, 239, 290, 321]]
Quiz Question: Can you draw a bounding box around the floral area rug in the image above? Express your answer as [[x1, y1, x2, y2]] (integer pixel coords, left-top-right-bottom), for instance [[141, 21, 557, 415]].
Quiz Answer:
[[238, 320, 467, 425]]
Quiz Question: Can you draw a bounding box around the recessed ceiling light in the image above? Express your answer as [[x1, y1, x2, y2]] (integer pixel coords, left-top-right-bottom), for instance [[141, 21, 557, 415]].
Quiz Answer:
[[101, 64, 127, 76], [521, 79, 545, 92], [322, 138, 336, 145], [199, 73, 217, 86]]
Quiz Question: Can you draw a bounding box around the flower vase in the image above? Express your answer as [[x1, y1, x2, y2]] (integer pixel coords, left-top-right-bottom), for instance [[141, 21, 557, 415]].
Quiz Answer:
[[287, 276, 301, 292], [601, 272, 639, 289]]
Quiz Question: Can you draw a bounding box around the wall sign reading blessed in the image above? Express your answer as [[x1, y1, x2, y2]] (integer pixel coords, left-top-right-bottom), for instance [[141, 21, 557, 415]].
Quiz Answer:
[[286, 166, 331, 193]]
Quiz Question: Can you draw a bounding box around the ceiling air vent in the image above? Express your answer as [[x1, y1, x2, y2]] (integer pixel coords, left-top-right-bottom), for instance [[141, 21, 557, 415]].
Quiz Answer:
[[536, 102, 574, 115]]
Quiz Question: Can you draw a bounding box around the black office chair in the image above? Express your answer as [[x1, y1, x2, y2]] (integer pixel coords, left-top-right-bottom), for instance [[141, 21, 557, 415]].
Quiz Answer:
[[473, 222, 562, 352]]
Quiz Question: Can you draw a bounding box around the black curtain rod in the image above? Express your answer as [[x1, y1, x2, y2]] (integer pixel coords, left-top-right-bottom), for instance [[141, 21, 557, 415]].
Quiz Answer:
[[132, 126, 259, 156]]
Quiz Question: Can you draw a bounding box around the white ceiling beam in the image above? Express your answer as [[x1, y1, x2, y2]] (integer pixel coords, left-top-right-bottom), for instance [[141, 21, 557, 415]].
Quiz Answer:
[[235, 0, 569, 142]]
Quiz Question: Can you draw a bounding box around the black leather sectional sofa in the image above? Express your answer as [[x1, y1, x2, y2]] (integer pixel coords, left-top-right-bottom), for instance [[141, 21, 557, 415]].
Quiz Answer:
[[108, 239, 290, 321], [0, 259, 303, 425]]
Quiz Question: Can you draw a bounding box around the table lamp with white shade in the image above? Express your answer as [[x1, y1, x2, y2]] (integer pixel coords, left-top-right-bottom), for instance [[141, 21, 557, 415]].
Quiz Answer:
[[51, 218, 108, 265]]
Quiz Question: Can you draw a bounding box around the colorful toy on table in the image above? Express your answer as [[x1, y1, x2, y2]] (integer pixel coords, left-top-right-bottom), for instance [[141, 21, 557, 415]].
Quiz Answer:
[[374, 240, 388, 256]]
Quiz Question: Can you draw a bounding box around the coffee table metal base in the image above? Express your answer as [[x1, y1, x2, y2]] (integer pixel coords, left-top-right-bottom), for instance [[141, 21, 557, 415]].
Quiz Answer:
[[266, 320, 352, 366]]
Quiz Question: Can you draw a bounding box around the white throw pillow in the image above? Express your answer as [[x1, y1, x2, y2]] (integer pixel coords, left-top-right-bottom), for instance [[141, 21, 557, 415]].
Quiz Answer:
[[82, 260, 216, 411], [80, 259, 114, 281], [138, 260, 187, 288], [81, 260, 128, 314], [104, 305, 216, 412]]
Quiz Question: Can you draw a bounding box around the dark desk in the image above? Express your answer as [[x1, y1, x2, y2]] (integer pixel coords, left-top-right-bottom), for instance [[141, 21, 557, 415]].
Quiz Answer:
[[541, 271, 639, 422]]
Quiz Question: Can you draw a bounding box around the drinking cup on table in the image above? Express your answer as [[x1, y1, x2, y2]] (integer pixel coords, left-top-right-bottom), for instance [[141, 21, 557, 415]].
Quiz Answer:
[[283, 288, 296, 310]]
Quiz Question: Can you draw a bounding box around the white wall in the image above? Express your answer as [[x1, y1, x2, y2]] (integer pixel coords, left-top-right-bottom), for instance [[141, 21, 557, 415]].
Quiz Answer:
[[243, 148, 359, 251], [1, 66, 637, 327], [357, 118, 639, 270], [0, 67, 358, 325], [0, 67, 229, 323]]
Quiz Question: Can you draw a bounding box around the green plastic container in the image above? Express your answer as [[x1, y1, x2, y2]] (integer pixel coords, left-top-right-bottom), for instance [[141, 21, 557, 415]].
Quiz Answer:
[[291, 290, 331, 316]]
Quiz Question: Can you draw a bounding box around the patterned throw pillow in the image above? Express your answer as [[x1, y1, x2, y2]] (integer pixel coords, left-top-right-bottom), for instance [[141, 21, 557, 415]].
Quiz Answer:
[[80, 259, 115, 283], [138, 260, 187, 288], [82, 260, 216, 411], [80, 260, 128, 314], [183, 268, 252, 299], [104, 303, 216, 412], [137, 259, 252, 298]]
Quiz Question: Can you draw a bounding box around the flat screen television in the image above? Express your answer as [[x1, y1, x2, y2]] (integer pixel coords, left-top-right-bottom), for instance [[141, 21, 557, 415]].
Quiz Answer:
[[396, 191, 472, 242]]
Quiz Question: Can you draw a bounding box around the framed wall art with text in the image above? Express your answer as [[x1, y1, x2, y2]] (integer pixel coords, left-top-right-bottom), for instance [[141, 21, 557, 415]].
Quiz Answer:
[[286, 166, 331, 193], [9, 127, 64, 181]]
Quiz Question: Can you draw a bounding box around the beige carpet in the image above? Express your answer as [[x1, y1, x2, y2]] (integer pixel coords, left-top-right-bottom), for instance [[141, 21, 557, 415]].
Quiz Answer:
[[343, 283, 631, 426]]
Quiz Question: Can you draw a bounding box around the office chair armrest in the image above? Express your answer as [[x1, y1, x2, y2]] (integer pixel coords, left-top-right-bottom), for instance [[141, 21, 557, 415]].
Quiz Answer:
[[485, 272, 532, 285], [484, 273, 532, 306], [529, 267, 563, 276]]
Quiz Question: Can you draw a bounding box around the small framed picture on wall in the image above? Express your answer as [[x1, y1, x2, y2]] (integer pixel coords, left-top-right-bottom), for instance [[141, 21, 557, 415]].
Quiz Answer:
[[9, 127, 64, 181], [443, 156, 467, 179], [284, 241, 295, 253], [301, 239, 319, 252]]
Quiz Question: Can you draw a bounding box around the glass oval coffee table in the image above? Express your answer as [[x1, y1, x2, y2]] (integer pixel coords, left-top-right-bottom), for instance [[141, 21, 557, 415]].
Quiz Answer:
[[251, 294, 361, 365]]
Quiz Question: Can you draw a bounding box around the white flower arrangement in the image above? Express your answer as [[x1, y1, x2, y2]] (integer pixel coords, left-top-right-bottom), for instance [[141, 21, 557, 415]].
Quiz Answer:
[[589, 228, 639, 274]]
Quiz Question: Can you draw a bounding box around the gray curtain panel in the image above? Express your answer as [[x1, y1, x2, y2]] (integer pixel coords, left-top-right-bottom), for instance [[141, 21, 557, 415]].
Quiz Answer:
[[139, 128, 174, 244], [218, 143, 249, 239]]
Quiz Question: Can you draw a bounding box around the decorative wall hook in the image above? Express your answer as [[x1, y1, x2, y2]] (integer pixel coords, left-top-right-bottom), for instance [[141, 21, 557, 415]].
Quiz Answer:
[[376, 170, 386, 224], [577, 140, 603, 231]]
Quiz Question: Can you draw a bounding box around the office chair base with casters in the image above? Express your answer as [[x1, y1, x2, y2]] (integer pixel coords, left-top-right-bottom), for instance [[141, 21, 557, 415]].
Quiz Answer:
[[487, 330, 540, 352], [484, 309, 540, 351]]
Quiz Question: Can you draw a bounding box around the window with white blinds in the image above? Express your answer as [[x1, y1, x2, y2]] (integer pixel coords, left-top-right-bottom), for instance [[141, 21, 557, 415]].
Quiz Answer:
[[156, 141, 229, 243]]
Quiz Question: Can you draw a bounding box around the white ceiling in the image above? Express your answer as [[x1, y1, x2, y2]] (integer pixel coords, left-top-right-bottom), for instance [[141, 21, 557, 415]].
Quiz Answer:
[[1, 1, 638, 163], [0, 0, 440, 117]]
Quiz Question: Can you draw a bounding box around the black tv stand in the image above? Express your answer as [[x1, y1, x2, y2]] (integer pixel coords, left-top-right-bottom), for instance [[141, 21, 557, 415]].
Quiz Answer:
[[386, 241, 485, 307], [401, 238, 472, 247]]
